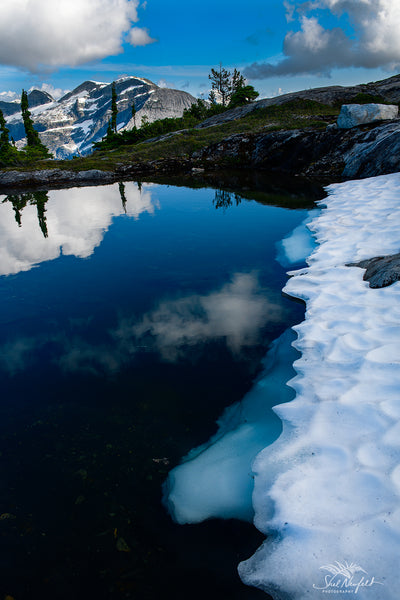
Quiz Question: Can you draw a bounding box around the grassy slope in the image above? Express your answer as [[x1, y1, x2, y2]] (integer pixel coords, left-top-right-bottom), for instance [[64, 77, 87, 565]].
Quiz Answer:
[[53, 100, 340, 172], [3, 99, 340, 173]]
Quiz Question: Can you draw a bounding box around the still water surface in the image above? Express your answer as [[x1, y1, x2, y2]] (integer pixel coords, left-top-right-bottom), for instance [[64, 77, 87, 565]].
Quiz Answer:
[[0, 177, 316, 600]]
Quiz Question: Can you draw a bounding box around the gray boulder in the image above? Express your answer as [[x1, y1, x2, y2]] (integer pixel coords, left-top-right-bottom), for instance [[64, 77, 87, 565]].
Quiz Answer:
[[337, 103, 398, 129], [347, 254, 400, 288]]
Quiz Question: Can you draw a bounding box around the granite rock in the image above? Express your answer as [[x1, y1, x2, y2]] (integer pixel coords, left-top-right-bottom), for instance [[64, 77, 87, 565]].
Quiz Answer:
[[337, 103, 398, 129], [348, 254, 400, 288]]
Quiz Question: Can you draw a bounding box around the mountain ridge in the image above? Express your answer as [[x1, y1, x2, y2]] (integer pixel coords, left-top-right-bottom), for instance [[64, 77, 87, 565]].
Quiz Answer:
[[2, 77, 196, 159]]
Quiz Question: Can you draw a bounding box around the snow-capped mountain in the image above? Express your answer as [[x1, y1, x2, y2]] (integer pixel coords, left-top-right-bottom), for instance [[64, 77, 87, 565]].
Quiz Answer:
[[3, 77, 197, 159]]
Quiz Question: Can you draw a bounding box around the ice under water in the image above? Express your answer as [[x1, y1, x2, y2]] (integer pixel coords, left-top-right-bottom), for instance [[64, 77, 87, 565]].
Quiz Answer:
[[0, 175, 317, 600], [166, 173, 400, 600]]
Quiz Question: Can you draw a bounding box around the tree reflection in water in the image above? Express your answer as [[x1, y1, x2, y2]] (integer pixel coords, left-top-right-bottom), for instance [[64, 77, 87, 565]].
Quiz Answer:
[[3, 190, 49, 238], [213, 189, 242, 210]]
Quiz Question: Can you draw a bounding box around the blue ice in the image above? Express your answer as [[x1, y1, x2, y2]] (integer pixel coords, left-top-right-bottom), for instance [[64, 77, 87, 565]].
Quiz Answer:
[[164, 328, 299, 524]]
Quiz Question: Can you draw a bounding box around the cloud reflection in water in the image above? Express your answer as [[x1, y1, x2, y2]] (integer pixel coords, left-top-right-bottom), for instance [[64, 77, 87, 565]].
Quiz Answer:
[[0, 273, 285, 375], [115, 272, 284, 362], [0, 182, 158, 276]]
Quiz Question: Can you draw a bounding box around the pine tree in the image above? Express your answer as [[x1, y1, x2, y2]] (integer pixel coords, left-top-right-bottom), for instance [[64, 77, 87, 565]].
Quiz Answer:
[[231, 68, 246, 94], [131, 101, 137, 128], [208, 65, 259, 108], [228, 85, 259, 108], [0, 108, 19, 165], [21, 90, 50, 157], [208, 63, 231, 106], [209, 90, 217, 105], [0, 109, 10, 148], [111, 82, 118, 134]]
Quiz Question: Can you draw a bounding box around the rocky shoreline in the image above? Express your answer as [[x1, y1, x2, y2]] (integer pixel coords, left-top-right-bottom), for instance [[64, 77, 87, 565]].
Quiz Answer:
[[196, 118, 400, 179], [1, 116, 400, 193]]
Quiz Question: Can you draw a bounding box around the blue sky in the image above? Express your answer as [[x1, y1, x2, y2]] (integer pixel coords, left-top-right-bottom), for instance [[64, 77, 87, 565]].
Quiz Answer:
[[0, 0, 399, 101]]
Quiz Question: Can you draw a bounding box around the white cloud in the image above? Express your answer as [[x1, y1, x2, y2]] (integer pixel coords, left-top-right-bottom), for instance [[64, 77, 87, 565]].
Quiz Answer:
[[245, 0, 400, 78], [127, 27, 157, 47], [157, 78, 175, 89], [0, 0, 155, 72], [0, 90, 19, 101]]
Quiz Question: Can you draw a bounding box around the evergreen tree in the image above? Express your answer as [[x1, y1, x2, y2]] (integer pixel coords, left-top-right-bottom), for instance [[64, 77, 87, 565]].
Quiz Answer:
[[111, 82, 118, 134], [209, 90, 217, 105], [0, 108, 20, 165], [131, 101, 137, 128], [208, 63, 231, 106], [208, 65, 259, 108], [21, 90, 50, 157], [228, 85, 259, 108], [231, 68, 246, 94], [0, 109, 10, 149]]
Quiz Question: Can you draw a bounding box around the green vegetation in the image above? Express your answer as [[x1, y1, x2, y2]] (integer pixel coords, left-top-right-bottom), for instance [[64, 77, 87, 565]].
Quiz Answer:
[[21, 90, 51, 159], [0, 84, 339, 174], [209, 64, 232, 106], [208, 65, 258, 108], [0, 108, 20, 166], [95, 66, 259, 154], [0, 91, 51, 167], [229, 85, 259, 108], [93, 98, 227, 152], [61, 98, 338, 172], [111, 82, 118, 134], [349, 93, 387, 105]]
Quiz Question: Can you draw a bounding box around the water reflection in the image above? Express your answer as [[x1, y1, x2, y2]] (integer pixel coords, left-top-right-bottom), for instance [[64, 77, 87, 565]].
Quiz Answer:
[[2, 190, 49, 238], [0, 272, 285, 374], [213, 189, 242, 211], [0, 182, 159, 276], [116, 272, 283, 362]]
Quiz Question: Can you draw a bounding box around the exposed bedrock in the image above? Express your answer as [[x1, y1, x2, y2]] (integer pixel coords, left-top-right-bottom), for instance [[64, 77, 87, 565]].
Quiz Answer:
[[348, 253, 400, 288], [198, 120, 400, 179]]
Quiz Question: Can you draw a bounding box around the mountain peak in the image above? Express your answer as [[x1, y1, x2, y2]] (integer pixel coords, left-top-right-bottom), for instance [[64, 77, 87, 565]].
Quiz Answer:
[[3, 75, 196, 158], [27, 89, 54, 107]]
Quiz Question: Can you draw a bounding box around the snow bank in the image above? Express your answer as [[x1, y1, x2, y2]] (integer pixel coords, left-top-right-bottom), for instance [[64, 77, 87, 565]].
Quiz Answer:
[[240, 173, 400, 599]]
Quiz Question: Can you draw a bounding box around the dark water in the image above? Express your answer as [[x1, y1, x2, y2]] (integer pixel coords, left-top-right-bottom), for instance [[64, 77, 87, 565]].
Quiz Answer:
[[0, 176, 317, 600]]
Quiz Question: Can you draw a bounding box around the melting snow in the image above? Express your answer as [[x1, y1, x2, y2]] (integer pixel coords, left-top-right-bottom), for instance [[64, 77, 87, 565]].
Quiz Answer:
[[165, 172, 400, 600], [239, 172, 400, 599]]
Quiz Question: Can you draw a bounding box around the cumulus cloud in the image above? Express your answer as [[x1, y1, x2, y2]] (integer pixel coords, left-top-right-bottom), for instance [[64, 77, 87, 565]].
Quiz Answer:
[[245, 0, 400, 78], [157, 79, 175, 89], [128, 27, 157, 47], [0, 0, 155, 72], [0, 90, 19, 102]]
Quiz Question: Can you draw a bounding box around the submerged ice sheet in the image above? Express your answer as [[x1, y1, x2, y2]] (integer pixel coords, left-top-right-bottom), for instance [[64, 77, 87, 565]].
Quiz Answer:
[[239, 173, 400, 599], [276, 210, 319, 268], [164, 328, 298, 523]]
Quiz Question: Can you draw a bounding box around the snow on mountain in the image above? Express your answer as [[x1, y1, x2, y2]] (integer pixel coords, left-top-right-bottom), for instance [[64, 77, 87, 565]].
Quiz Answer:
[[2, 77, 196, 159]]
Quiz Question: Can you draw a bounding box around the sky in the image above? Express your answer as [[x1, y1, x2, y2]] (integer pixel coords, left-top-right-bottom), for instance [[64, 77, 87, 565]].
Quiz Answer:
[[1, 0, 400, 101]]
